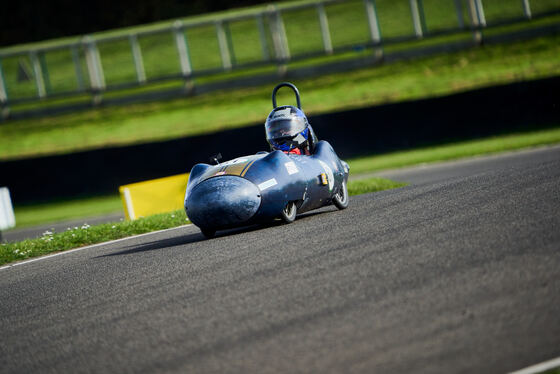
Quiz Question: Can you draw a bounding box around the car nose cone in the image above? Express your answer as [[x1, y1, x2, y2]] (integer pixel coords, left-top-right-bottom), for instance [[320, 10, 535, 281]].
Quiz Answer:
[[185, 176, 261, 228]]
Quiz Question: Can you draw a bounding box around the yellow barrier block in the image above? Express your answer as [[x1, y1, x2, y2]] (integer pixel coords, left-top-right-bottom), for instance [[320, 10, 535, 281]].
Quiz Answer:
[[119, 173, 189, 220]]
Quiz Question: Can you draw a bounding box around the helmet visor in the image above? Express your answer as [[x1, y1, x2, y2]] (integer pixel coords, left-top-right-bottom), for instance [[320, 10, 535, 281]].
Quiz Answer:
[[265, 118, 307, 140]]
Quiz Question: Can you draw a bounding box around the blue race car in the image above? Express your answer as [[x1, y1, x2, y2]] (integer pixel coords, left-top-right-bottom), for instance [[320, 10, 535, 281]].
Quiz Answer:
[[184, 82, 349, 238]]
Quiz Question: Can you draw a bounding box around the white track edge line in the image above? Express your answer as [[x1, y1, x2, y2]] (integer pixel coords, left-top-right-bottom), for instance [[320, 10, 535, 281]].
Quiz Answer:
[[509, 356, 560, 374], [0, 224, 193, 271]]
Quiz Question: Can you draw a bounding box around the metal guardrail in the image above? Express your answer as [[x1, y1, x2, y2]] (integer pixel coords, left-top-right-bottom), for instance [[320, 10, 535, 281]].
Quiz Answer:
[[0, 0, 558, 116]]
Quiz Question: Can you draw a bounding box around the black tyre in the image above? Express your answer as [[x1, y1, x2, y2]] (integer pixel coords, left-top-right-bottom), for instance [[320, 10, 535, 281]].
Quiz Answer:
[[333, 180, 349, 210], [280, 201, 297, 223], [201, 228, 216, 238]]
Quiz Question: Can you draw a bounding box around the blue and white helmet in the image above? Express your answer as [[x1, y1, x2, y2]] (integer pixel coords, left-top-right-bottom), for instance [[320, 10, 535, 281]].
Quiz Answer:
[[265, 105, 316, 152]]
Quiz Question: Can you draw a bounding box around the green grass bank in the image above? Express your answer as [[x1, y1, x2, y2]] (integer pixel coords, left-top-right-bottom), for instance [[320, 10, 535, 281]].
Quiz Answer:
[[1, 32, 559, 161]]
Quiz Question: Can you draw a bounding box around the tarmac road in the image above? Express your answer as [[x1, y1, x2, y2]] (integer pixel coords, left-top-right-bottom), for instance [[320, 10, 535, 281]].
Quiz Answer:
[[1, 146, 559, 373]]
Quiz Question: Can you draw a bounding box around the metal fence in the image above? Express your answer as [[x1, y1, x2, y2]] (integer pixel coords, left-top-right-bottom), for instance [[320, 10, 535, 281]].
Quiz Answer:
[[0, 0, 558, 114]]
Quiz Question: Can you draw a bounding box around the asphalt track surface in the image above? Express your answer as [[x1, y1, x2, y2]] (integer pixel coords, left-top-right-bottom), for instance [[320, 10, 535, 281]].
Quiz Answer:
[[1, 146, 559, 373]]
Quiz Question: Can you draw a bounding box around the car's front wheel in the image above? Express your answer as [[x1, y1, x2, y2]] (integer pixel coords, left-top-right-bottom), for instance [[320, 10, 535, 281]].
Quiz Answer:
[[201, 228, 216, 238]]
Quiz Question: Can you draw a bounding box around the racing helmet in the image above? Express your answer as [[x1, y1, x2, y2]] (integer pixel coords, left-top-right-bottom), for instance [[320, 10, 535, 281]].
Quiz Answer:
[[265, 105, 317, 152]]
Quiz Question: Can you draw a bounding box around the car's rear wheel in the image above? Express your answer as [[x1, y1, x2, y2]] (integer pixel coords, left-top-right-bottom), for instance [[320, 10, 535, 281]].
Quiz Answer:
[[280, 201, 297, 223], [333, 180, 349, 210], [201, 228, 216, 238]]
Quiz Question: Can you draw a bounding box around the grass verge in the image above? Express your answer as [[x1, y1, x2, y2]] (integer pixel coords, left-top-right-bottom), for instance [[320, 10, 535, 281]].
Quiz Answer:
[[347, 177, 407, 196], [348, 126, 560, 174], [1, 177, 404, 266], [0, 210, 189, 266]]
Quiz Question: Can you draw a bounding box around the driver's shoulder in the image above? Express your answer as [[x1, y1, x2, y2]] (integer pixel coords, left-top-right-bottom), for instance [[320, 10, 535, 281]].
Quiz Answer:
[[312, 140, 333, 154]]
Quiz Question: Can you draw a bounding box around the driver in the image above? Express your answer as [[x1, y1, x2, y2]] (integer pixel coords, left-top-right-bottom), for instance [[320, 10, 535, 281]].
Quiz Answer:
[[264, 105, 318, 155]]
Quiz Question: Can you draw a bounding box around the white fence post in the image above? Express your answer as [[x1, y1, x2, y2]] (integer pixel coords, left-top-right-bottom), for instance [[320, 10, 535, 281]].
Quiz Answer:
[[216, 21, 233, 71], [467, 0, 483, 44], [173, 21, 194, 92], [129, 34, 146, 84], [93, 42, 105, 90], [364, 0, 383, 60], [29, 51, 46, 98], [474, 0, 487, 26], [268, 9, 282, 61], [317, 3, 333, 55], [277, 11, 290, 61], [268, 6, 290, 62], [522, 0, 532, 19], [410, 0, 424, 38], [267, 5, 290, 75], [83, 36, 106, 97]]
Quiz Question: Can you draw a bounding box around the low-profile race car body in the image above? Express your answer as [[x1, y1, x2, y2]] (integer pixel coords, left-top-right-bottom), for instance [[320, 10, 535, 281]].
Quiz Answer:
[[185, 141, 349, 237], [184, 83, 350, 237]]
